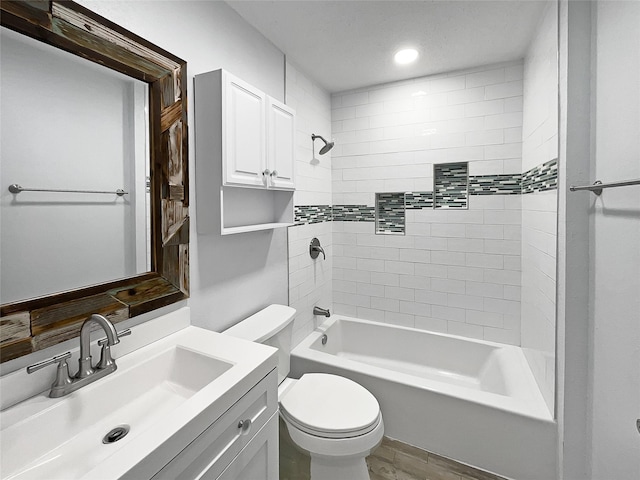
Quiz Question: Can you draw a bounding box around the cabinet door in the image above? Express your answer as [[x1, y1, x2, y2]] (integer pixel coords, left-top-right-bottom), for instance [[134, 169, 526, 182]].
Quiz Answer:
[[266, 98, 295, 190], [224, 73, 267, 187], [215, 413, 279, 480]]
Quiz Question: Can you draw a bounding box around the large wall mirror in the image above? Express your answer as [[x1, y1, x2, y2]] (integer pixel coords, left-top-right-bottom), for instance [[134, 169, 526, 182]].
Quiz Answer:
[[0, 1, 189, 363]]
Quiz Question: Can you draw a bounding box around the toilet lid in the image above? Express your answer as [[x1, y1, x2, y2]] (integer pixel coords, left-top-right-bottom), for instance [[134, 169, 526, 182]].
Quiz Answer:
[[279, 373, 381, 439]]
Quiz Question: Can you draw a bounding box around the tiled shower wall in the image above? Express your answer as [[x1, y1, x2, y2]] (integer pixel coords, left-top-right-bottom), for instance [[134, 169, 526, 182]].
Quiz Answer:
[[285, 61, 333, 347], [521, 1, 558, 412], [330, 62, 526, 344]]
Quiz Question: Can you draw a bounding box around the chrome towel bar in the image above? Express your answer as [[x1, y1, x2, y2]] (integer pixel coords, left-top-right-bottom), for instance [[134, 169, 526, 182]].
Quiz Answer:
[[8, 184, 128, 196], [569, 178, 640, 196]]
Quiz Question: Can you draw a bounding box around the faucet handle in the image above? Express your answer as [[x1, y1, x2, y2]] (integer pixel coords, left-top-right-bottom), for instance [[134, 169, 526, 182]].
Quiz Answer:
[[27, 352, 73, 395], [27, 351, 72, 374], [97, 328, 130, 370], [97, 328, 131, 347]]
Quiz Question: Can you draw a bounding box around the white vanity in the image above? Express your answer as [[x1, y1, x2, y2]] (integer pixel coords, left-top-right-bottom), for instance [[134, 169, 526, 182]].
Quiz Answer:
[[0, 308, 279, 480]]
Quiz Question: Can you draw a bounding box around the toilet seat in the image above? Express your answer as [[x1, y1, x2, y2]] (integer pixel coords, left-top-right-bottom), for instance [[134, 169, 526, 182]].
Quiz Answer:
[[279, 373, 381, 439]]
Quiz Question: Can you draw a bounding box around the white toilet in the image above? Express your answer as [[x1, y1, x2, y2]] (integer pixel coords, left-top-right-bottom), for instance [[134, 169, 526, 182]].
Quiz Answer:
[[223, 304, 383, 480]]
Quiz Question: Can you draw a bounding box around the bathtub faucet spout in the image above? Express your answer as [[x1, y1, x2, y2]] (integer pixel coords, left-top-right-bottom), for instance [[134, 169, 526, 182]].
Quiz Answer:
[[313, 306, 331, 317]]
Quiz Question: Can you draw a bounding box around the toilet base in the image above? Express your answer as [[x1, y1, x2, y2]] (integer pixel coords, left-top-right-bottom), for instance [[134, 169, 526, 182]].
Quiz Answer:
[[310, 455, 370, 480]]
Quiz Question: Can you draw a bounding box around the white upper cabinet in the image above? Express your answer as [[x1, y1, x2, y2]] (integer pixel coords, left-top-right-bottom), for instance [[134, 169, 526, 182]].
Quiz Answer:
[[194, 69, 295, 235], [219, 70, 295, 190], [223, 73, 267, 188], [266, 98, 295, 190]]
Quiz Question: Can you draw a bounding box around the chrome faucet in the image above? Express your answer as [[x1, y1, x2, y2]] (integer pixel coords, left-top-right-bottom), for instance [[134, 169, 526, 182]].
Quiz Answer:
[[313, 306, 331, 317], [27, 314, 130, 398], [77, 314, 119, 378]]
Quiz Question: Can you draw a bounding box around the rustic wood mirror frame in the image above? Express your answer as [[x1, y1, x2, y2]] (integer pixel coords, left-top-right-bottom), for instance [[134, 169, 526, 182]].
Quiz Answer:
[[0, 1, 189, 363]]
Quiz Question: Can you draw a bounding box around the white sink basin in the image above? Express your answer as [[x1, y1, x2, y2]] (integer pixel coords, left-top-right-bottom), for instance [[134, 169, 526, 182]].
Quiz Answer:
[[0, 326, 277, 480]]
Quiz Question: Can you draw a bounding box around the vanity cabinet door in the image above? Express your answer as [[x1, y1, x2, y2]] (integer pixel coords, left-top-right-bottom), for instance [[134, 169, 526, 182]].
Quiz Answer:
[[223, 72, 267, 188], [215, 412, 278, 480], [150, 370, 277, 480], [266, 98, 295, 191]]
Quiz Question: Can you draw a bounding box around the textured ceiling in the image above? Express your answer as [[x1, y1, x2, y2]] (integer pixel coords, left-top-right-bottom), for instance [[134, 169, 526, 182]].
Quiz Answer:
[[226, 0, 548, 93]]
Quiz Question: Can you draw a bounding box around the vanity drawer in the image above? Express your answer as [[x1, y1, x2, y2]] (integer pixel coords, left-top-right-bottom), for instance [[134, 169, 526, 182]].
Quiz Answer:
[[152, 369, 277, 480]]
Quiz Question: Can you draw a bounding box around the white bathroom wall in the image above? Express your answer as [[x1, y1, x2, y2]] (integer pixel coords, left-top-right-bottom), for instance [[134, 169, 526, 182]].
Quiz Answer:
[[589, 0, 640, 476], [0, 28, 140, 303], [76, 0, 289, 331], [285, 61, 333, 346], [520, 0, 559, 413], [330, 63, 525, 344]]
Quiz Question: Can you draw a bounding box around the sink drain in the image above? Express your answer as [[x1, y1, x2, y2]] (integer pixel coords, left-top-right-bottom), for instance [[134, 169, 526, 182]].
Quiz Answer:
[[102, 425, 130, 444]]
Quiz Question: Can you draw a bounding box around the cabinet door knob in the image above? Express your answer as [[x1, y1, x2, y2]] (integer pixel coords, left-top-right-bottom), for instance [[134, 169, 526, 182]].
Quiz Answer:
[[270, 170, 278, 177], [238, 418, 252, 434], [262, 169, 271, 176]]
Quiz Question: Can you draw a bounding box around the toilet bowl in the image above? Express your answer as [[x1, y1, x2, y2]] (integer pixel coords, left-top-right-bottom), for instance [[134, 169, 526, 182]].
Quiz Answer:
[[223, 304, 384, 480], [279, 374, 384, 480]]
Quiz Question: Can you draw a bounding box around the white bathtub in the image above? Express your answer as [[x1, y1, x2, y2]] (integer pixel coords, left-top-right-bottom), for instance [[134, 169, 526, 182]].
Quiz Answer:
[[290, 316, 557, 480]]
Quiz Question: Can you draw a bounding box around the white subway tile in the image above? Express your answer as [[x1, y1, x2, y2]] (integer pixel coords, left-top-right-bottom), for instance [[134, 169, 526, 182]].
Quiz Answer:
[[342, 269, 372, 283], [484, 298, 520, 315], [399, 275, 430, 290], [357, 282, 385, 298], [385, 286, 415, 301], [465, 253, 504, 269], [431, 251, 467, 266], [484, 269, 521, 286], [341, 91, 369, 107], [466, 224, 504, 239], [484, 81, 523, 100], [484, 112, 523, 130], [446, 87, 485, 105], [504, 64, 524, 81], [415, 289, 448, 306], [333, 292, 370, 308], [465, 281, 504, 299], [448, 293, 484, 311], [370, 272, 400, 286], [504, 285, 521, 301], [431, 278, 466, 294], [447, 238, 485, 253], [483, 326, 520, 345], [484, 239, 521, 255], [400, 301, 431, 316], [357, 307, 386, 322], [504, 96, 524, 113], [399, 249, 431, 264], [431, 223, 467, 237], [371, 296, 400, 312], [414, 263, 449, 279], [464, 99, 504, 117], [384, 311, 415, 328], [414, 236, 448, 251], [465, 68, 505, 88], [357, 258, 386, 272], [414, 316, 448, 333], [334, 279, 357, 294], [431, 75, 466, 93], [466, 129, 504, 146], [448, 266, 484, 282], [484, 142, 522, 160], [433, 305, 466, 322], [466, 309, 504, 328], [334, 303, 358, 317], [385, 260, 415, 275], [332, 106, 356, 121]]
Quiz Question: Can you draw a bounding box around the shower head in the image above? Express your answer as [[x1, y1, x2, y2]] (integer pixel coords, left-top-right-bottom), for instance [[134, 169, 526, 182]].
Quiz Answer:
[[312, 134, 334, 155]]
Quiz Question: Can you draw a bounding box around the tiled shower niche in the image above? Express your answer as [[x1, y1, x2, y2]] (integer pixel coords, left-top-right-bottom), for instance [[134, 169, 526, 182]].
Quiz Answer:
[[375, 192, 406, 235], [433, 162, 469, 209]]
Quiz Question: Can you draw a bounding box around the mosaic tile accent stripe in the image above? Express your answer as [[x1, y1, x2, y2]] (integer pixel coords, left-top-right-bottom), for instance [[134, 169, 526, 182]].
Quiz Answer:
[[522, 158, 558, 194], [405, 191, 433, 209], [434, 162, 468, 209], [294, 205, 332, 225], [469, 174, 522, 195], [332, 204, 375, 222], [376, 193, 405, 234]]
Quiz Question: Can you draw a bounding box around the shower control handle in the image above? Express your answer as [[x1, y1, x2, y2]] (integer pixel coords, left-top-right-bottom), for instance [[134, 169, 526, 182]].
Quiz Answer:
[[309, 238, 326, 260]]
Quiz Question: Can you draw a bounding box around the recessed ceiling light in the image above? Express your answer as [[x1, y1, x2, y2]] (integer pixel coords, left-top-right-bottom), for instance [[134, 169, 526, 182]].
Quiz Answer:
[[394, 48, 419, 65]]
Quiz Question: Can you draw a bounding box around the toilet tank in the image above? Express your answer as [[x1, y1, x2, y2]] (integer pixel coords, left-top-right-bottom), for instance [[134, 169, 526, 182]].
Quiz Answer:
[[223, 305, 296, 384]]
